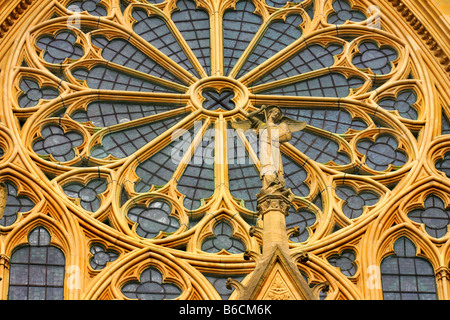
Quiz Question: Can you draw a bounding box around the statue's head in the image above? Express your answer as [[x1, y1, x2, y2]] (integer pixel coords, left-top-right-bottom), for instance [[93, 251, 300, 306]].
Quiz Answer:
[[266, 105, 282, 122]]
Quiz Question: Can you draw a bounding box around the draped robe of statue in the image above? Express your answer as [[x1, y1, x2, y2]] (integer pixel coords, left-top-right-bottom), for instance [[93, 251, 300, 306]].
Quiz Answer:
[[231, 105, 306, 198]]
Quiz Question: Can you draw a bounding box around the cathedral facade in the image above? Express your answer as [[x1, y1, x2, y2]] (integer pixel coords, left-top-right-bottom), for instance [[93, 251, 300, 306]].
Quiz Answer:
[[0, 0, 449, 300]]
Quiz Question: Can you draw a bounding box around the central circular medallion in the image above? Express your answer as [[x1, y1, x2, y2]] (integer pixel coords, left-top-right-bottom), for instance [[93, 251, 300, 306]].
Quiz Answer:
[[189, 76, 249, 116]]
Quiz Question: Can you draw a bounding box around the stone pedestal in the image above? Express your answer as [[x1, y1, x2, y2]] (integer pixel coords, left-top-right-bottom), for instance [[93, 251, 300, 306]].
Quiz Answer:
[[257, 193, 292, 254], [226, 189, 316, 300]]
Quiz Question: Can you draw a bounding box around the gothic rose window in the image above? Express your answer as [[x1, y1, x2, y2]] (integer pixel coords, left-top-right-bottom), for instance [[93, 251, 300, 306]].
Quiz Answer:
[[1, 0, 449, 301]]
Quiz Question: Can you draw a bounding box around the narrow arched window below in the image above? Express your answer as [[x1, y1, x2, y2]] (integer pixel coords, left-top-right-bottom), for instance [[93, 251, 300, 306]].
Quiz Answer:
[[8, 227, 65, 300], [380, 237, 437, 300]]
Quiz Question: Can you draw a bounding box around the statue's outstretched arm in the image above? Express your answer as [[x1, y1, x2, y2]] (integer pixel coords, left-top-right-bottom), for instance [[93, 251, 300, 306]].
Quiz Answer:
[[247, 105, 268, 118]]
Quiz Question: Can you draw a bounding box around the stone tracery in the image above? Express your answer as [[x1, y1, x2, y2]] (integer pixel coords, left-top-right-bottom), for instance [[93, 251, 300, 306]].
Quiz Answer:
[[0, 0, 449, 300]]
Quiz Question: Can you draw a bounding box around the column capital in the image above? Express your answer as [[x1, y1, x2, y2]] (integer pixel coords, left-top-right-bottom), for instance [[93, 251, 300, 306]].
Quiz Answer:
[[435, 266, 450, 281], [0, 254, 10, 270], [256, 192, 293, 217]]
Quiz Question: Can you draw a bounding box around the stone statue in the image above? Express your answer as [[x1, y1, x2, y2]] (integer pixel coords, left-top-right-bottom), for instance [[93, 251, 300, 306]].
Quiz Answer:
[[231, 105, 306, 198], [228, 106, 316, 301]]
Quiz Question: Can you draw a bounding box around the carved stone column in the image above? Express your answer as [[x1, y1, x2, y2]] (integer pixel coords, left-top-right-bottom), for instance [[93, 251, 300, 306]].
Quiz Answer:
[[257, 193, 292, 254], [0, 254, 10, 299], [227, 188, 316, 300], [436, 266, 450, 299]]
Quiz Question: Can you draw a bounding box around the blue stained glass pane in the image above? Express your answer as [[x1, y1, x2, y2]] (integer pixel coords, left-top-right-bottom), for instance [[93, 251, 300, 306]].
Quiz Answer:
[[393, 237, 416, 258], [327, 0, 366, 24], [282, 107, 367, 134], [435, 152, 450, 177], [91, 113, 188, 159], [172, 0, 211, 75], [357, 134, 407, 171], [205, 274, 246, 300], [67, 0, 107, 16], [256, 73, 364, 97], [237, 14, 303, 78], [201, 220, 246, 254], [127, 200, 180, 239], [89, 244, 119, 270], [265, 0, 289, 7], [442, 112, 450, 135], [336, 185, 379, 219], [72, 66, 183, 93], [1, 181, 35, 227], [33, 125, 83, 162], [227, 129, 261, 212], [177, 126, 215, 210], [92, 37, 184, 85], [378, 90, 418, 120], [9, 227, 65, 300], [71, 101, 183, 127], [135, 128, 194, 193], [286, 208, 316, 242], [132, 10, 200, 78], [121, 267, 182, 300], [63, 178, 108, 212], [143, 0, 165, 3], [353, 42, 398, 75], [381, 237, 437, 300], [18, 78, 59, 108], [223, 0, 262, 76], [289, 130, 350, 165], [250, 44, 343, 86], [36, 30, 83, 64], [328, 250, 357, 277], [282, 154, 309, 197], [408, 195, 450, 238]]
